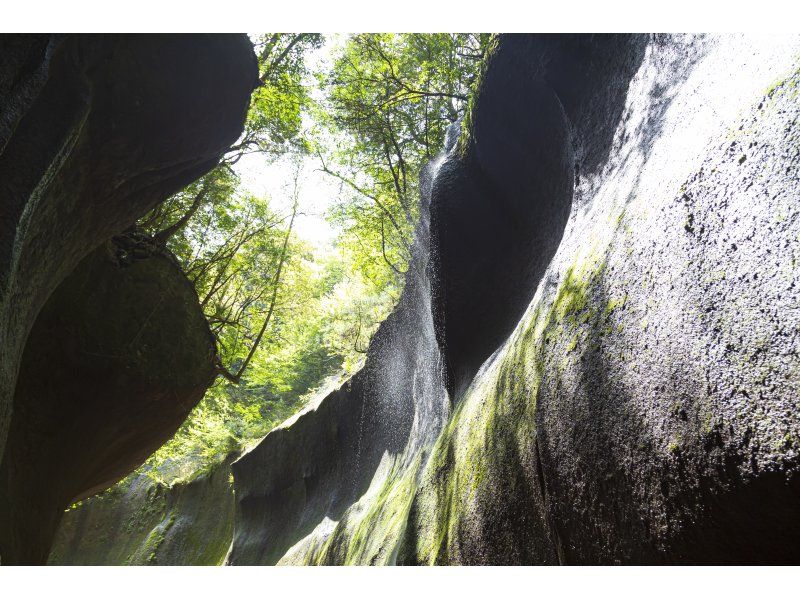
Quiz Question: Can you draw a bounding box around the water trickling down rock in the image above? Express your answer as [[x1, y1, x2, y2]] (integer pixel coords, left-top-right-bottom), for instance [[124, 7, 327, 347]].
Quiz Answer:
[[52, 33, 800, 565]]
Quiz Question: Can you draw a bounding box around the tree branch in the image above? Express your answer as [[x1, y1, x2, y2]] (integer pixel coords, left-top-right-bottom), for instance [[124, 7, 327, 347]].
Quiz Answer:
[[260, 34, 305, 84], [315, 149, 412, 253], [215, 172, 300, 384], [154, 184, 209, 245]]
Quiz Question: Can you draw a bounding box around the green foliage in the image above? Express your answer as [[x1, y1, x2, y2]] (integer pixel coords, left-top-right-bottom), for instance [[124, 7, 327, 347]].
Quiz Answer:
[[317, 33, 490, 290], [129, 33, 489, 483], [230, 34, 324, 160], [138, 213, 391, 479]]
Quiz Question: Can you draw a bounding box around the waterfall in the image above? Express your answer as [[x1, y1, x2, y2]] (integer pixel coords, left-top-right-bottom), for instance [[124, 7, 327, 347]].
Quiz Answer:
[[352, 124, 459, 474]]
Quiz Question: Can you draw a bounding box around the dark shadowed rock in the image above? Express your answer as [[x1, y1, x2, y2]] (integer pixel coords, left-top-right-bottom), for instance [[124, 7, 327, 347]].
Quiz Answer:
[[0, 236, 217, 564], [0, 34, 257, 466], [404, 34, 800, 565], [0, 34, 256, 565], [229, 382, 371, 565], [40, 33, 800, 567], [230, 34, 800, 566], [433, 35, 649, 396]]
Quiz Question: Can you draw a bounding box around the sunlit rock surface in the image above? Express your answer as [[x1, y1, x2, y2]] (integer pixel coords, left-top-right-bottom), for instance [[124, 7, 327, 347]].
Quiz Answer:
[[232, 34, 800, 565]]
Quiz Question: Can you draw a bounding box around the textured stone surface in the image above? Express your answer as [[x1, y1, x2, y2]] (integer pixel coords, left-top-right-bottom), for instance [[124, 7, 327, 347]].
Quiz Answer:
[[0, 34, 257, 466], [0, 237, 217, 564], [0, 34, 257, 565], [230, 34, 800, 566], [43, 34, 800, 566], [434, 34, 645, 396], [405, 34, 800, 565], [49, 456, 237, 566]]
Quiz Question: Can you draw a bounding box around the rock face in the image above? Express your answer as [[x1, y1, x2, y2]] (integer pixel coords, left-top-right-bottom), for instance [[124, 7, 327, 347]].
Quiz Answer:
[[49, 456, 237, 566], [0, 237, 217, 564], [0, 34, 257, 564], [230, 34, 800, 565], [0, 34, 257, 463]]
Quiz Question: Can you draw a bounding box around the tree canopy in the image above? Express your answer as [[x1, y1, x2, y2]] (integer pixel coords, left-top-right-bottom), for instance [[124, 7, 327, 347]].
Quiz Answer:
[[130, 33, 489, 481], [318, 33, 489, 288]]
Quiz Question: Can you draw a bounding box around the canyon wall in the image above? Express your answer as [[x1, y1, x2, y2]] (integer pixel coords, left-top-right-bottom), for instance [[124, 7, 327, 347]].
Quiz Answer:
[[0, 34, 257, 564], [49, 33, 800, 565], [231, 34, 800, 565]]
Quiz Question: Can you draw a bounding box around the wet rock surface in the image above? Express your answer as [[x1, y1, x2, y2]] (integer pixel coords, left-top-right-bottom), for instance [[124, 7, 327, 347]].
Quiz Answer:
[[432, 34, 646, 396], [230, 34, 800, 566], [533, 66, 800, 563]]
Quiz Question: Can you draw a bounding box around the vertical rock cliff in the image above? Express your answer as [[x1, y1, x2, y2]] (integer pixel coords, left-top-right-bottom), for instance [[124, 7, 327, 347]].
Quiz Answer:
[[229, 33, 800, 565], [0, 34, 257, 565]]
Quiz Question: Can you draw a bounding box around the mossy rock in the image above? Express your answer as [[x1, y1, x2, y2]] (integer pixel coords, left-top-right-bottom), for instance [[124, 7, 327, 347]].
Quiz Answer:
[[49, 455, 237, 566], [229, 35, 800, 566]]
